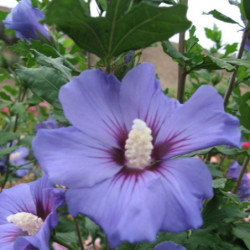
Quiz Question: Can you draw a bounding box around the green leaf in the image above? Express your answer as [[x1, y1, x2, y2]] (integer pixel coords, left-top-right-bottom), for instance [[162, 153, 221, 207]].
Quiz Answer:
[[16, 66, 68, 109], [178, 147, 212, 158], [50, 109, 69, 124], [85, 217, 100, 235], [185, 229, 221, 249], [0, 10, 8, 21], [204, 9, 239, 24], [162, 40, 188, 62], [239, 103, 250, 129], [31, 50, 72, 80], [55, 232, 78, 245], [219, 190, 240, 204], [213, 178, 227, 189], [11, 103, 26, 120], [0, 92, 11, 101], [223, 43, 238, 57], [203, 195, 246, 228], [185, 25, 199, 53], [0, 131, 17, 146], [207, 163, 223, 178], [0, 68, 10, 82], [9, 39, 59, 58], [195, 55, 235, 71], [2, 85, 18, 96], [215, 146, 250, 157], [205, 25, 222, 43], [25, 95, 43, 105], [106, 0, 132, 20], [243, 0, 250, 20], [0, 145, 19, 158], [207, 56, 235, 71], [45, 0, 191, 59], [232, 223, 250, 249], [224, 58, 250, 68]]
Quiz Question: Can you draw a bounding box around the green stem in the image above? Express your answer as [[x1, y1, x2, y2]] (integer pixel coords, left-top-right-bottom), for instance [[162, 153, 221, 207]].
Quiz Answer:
[[105, 57, 112, 74], [232, 157, 249, 194], [219, 155, 225, 168], [75, 219, 85, 250], [87, 52, 92, 69], [223, 20, 249, 107], [52, 236, 75, 250], [177, 0, 188, 103]]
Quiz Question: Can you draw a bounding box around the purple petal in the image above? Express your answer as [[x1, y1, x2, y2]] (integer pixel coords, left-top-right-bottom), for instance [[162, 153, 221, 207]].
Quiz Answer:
[[120, 63, 180, 131], [12, 147, 29, 158], [29, 176, 65, 222], [66, 171, 165, 248], [0, 224, 22, 250], [227, 161, 250, 201], [14, 219, 50, 250], [35, 117, 58, 131], [3, 0, 50, 41], [66, 157, 212, 247], [9, 147, 31, 177], [0, 184, 36, 225], [154, 85, 241, 159], [154, 241, 186, 250], [59, 69, 124, 148], [16, 164, 32, 177], [157, 157, 213, 232], [32, 126, 123, 188]]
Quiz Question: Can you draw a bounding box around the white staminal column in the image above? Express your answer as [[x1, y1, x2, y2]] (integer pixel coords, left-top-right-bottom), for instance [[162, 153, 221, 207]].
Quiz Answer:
[[7, 212, 43, 236], [125, 119, 153, 169]]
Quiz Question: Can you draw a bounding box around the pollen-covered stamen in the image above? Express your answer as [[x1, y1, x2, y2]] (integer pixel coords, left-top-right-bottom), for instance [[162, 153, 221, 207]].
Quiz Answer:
[[7, 212, 43, 236], [125, 119, 153, 169]]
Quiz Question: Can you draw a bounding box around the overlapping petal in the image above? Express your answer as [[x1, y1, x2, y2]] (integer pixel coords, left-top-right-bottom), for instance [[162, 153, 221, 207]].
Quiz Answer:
[[154, 85, 241, 160], [158, 158, 213, 232], [120, 63, 180, 132], [15, 220, 50, 250], [33, 126, 123, 188], [59, 69, 124, 148], [66, 170, 164, 248], [29, 176, 65, 222], [0, 224, 21, 250], [0, 184, 36, 225], [66, 158, 212, 247]]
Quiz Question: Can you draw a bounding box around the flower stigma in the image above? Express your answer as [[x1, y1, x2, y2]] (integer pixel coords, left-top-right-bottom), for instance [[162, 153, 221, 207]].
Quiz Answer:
[[7, 212, 43, 236], [125, 119, 153, 169]]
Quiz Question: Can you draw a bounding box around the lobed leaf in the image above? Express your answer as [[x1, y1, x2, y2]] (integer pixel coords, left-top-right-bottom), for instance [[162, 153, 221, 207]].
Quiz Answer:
[[45, 0, 191, 59], [16, 66, 68, 109]]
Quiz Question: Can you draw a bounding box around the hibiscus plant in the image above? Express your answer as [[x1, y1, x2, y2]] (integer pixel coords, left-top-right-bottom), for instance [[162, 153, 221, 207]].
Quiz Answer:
[[0, 0, 250, 249]]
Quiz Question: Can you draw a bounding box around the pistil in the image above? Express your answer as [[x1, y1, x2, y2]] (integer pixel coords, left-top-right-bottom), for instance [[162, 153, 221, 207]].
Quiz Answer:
[[7, 212, 43, 236], [125, 119, 153, 169]]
